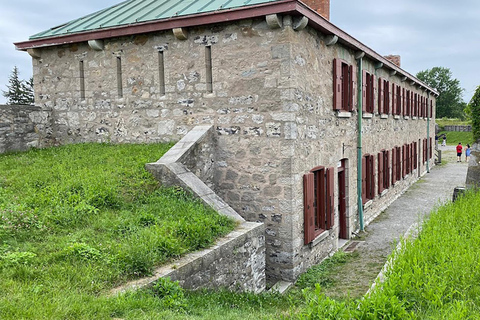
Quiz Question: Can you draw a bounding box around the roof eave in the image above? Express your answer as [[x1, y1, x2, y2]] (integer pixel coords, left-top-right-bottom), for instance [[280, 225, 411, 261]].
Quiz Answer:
[[14, 0, 438, 96]]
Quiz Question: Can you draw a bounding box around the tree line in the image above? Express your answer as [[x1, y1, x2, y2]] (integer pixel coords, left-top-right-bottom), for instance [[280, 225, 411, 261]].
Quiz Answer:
[[2, 66, 34, 105]]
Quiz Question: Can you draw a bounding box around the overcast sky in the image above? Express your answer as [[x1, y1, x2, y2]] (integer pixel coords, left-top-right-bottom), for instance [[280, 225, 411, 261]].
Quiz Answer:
[[1, 0, 478, 104]]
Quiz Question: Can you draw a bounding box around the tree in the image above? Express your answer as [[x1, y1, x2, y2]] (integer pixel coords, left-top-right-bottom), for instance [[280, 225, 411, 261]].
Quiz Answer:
[[416, 67, 464, 119], [468, 86, 480, 142], [2, 66, 34, 105]]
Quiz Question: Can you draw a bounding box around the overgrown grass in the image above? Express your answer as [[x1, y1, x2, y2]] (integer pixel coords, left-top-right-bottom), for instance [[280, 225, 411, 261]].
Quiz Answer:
[[438, 131, 474, 146], [0, 143, 236, 319], [297, 190, 480, 319]]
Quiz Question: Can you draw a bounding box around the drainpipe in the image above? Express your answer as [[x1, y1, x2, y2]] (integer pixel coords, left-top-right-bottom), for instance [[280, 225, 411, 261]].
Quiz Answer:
[[427, 91, 430, 173], [356, 51, 365, 231]]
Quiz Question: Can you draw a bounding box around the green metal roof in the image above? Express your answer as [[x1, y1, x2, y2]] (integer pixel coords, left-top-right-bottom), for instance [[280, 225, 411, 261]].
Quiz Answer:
[[30, 0, 281, 40]]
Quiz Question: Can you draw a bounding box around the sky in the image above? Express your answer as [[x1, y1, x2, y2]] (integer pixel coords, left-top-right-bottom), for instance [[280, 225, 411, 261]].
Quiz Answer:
[[0, 0, 479, 104]]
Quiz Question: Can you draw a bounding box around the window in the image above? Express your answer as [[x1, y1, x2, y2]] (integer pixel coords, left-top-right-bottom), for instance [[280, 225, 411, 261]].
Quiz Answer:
[[395, 146, 401, 181], [79, 60, 85, 101], [333, 58, 355, 112], [362, 70, 375, 113], [205, 46, 213, 93], [396, 85, 402, 115], [406, 90, 411, 117], [413, 141, 418, 169], [402, 88, 406, 116], [391, 83, 397, 115], [158, 51, 166, 95], [413, 93, 418, 117], [303, 166, 334, 244], [429, 138, 433, 159], [378, 78, 390, 114], [116, 57, 123, 98], [378, 150, 390, 194], [362, 154, 375, 204], [402, 144, 407, 177]]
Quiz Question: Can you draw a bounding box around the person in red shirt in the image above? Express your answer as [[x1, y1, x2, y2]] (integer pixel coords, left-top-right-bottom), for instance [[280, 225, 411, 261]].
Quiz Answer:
[[456, 143, 463, 162]]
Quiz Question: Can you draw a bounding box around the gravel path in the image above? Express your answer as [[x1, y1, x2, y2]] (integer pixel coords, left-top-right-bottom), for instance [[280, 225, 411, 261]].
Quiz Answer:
[[322, 146, 469, 299]]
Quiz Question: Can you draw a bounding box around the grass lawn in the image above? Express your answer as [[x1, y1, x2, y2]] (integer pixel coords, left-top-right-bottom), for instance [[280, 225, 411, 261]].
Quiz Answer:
[[0, 143, 235, 319], [437, 131, 474, 146]]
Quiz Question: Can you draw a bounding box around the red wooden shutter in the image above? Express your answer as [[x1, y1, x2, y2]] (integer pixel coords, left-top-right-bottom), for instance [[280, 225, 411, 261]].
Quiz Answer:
[[430, 100, 433, 118], [402, 88, 406, 116], [370, 155, 375, 199], [333, 58, 342, 110], [378, 152, 384, 194], [384, 80, 389, 114], [413, 142, 417, 169], [385, 150, 390, 187], [349, 64, 355, 111], [392, 148, 396, 185], [362, 156, 366, 204], [326, 167, 335, 229], [378, 78, 384, 114], [362, 70, 367, 112], [391, 83, 396, 115], [303, 172, 315, 244], [402, 145, 406, 177], [371, 74, 376, 113]]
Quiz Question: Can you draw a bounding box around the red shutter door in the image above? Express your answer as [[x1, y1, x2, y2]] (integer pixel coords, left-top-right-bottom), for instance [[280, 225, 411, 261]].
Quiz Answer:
[[429, 138, 433, 159], [303, 173, 315, 244], [391, 83, 396, 115], [362, 156, 367, 204], [349, 64, 355, 111], [402, 145, 406, 177], [402, 88, 406, 116], [392, 148, 396, 184], [414, 142, 418, 169], [378, 78, 384, 114], [385, 150, 390, 187], [333, 58, 342, 110], [378, 152, 384, 194], [326, 167, 335, 229], [362, 70, 367, 112], [369, 155, 375, 199]]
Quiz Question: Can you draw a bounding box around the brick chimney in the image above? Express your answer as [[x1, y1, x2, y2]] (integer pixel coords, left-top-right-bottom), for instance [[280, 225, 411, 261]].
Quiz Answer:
[[384, 55, 401, 68], [302, 0, 330, 20]]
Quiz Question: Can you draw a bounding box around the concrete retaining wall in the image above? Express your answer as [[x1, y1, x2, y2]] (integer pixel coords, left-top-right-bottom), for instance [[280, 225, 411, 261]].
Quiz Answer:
[[145, 125, 265, 292], [444, 125, 471, 132]]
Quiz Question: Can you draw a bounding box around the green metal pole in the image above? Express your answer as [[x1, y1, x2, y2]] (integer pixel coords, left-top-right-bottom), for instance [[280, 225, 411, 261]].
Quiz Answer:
[[357, 55, 364, 231]]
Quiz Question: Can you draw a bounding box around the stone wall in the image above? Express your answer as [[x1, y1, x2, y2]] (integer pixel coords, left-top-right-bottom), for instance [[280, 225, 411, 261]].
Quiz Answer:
[[111, 221, 265, 294], [444, 125, 471, 132], [0, 104, 50, 153], [29, 15, 436, 284]]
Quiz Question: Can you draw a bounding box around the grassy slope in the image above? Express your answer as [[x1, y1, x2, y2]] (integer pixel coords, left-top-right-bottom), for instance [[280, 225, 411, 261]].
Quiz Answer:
[[0, 143, 235, 319]]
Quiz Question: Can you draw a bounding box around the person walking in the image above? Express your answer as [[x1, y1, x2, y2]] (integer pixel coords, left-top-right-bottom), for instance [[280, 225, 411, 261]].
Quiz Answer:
[[465, 144, 471, 163], [456, 142, 463, 162], [442, 136, 446, 147]]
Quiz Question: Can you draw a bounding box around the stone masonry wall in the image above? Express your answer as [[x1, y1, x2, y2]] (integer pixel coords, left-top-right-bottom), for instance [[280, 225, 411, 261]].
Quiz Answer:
[[286, 23, 436, 278], [0, 104, 51, 154], [30, 14, 436, 284]]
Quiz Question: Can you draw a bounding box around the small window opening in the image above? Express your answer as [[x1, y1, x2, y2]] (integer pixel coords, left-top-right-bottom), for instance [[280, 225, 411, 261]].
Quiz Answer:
[[116, 57, 123, 98], [79, 60, 85, 101], [158, 51, 165, 95], [205, 46, 213, 93]]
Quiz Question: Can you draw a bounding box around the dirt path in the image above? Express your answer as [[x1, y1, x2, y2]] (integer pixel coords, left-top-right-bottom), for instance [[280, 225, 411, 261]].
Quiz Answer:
[[322, 146, 469, 299]]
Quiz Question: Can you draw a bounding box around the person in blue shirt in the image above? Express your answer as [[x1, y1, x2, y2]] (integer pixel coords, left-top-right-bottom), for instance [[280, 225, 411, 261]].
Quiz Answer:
[[465, 144, 471, 162]]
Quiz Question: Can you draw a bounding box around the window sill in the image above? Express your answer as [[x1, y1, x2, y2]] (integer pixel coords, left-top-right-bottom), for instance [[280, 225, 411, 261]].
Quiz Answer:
[[380, 189, 389, 197], [363, 199, 373, 209], [380, 114, 388, 119], [393, 115, 400, 120], [412, 116, 417, 120], [404, 116, 410, 120], [363, 113, 373, 119], [337, 111, 352, 118], [310, 230, 330, 248]]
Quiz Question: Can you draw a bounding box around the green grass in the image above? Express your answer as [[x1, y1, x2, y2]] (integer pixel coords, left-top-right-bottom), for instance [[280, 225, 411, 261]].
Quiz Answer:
[[297, 190, 480, 319], [438, 131, 474, 146], [0, 143, 236, 319]]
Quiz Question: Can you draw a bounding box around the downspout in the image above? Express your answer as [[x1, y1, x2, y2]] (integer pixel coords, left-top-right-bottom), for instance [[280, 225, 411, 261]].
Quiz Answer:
[[427, 91, 430, 173], [356, 51, 365, 231]]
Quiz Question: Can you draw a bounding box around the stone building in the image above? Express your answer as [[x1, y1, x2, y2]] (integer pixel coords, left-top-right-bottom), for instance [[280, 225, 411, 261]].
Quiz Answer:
[[15, 0, 437, 284]]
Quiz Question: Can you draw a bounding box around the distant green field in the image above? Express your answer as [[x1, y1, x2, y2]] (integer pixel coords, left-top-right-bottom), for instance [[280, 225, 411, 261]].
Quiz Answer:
[[437, 131, 474, 146], [436, 118, 471, 129]]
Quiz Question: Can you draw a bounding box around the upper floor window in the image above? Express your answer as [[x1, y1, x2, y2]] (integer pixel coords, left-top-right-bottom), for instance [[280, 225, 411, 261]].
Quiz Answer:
[[333, 58, 355, 112], [362, 154, 375, 204], [378, 78, 390, 114], [362, 70, 375, 113]]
